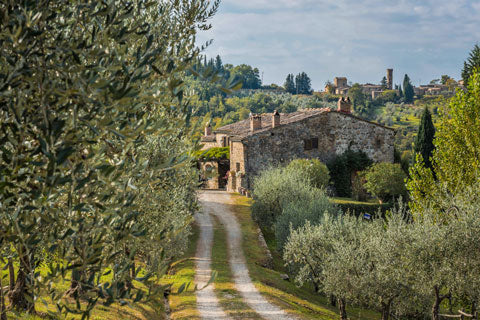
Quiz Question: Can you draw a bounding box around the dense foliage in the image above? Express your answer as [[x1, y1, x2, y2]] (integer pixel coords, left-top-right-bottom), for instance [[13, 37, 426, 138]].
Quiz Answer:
[[286, 158, 330, 189], [327, 150, 372, 197], [362, 163, 407, 203], [0, 0, 217, 317], [408, 70, 480, 216], [251, 166, 312, 228], [285, 192, 480, 320], [462, 44, 480, 84]]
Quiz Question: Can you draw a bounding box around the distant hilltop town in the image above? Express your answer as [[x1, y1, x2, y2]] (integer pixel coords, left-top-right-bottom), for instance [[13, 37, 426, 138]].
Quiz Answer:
[[324, 69, 463, 99]]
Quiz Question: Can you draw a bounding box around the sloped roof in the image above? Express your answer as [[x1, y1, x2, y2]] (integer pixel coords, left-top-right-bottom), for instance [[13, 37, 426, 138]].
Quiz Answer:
[[215, 108, 330, 139], [211, 108, 394, 142]]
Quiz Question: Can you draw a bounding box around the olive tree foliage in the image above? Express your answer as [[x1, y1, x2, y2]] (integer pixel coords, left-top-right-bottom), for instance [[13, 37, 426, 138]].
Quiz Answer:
[[284, 192, 480, 320], [251, 166, 312, 228], [274, 190, 338, 251], [407, 70, 480, 216], [0, 0, 218, 317], [286, 158, 330, 189]]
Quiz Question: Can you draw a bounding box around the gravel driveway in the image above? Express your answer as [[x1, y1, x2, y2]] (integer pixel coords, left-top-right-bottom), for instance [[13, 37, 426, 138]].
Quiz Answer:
[[197, 190, 295, 320]]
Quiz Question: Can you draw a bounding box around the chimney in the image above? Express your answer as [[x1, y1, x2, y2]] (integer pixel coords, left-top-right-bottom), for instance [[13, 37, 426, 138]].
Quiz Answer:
[[204, 123, 212, 136], [337, 97, 352, 114], [272, 110, 280, 128], [250, 114, 262, 131]]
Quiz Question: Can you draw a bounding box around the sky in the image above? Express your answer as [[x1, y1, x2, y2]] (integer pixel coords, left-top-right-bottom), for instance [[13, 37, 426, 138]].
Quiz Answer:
[[196, 0, 480, 90]]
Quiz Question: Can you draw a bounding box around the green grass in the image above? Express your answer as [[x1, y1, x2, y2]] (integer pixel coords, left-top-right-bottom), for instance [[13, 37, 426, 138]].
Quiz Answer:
[[210, 215, 260, 319], [1, 226, 204, 320], [2, 266, 167, 320], [160, 224, 200, 320], [229, 193, 380, 320]]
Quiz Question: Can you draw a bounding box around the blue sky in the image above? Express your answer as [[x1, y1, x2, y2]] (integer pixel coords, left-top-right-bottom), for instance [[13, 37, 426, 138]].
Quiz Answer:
[[196, 0, 480, 90]]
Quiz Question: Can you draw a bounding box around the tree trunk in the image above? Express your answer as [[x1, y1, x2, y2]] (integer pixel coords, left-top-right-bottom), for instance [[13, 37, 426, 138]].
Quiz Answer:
[[431, 286, 444, 320], [381, 300, 392, 320], [472, 301, 477, 320], [8, 251, 34, 313], [338, 298, 348, 320], [8, 258, 14, 292], [330, 294, 337, 307], [0, 274, 7, 320]]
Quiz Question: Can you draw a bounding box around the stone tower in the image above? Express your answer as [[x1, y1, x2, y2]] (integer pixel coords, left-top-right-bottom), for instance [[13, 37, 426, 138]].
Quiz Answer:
[[387, 68, 393, 90]]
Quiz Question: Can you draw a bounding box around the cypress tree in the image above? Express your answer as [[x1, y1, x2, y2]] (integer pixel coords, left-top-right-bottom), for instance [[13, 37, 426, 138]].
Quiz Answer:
[[414, 107, 436, 170], [403, 74, 414, 103], [462, 44, 480, 84], [284, 74, 296, 94]]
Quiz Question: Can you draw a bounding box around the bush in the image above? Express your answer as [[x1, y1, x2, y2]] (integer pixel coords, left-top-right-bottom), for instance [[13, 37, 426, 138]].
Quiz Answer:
[[286, 158, 330, 189], [251, 167, 312, 228], [275, 189, 338, 251], [332, 199, 392, 217], [362, 162, 407, 202], [327, 150, 372, 197]]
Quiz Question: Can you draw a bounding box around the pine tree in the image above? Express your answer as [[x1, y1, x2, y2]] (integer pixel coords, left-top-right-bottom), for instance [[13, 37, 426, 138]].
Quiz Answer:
[[462, 44, 480, 84], [414, 107, 436, 170], [284, 74, 296, 94], [403, 74, 414, 103]]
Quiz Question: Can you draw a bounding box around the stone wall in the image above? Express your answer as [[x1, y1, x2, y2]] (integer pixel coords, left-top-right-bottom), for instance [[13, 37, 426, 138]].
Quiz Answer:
[[228, 141, 246, 192], [200, 161, 219, 189], [241, 111, 394, 189]]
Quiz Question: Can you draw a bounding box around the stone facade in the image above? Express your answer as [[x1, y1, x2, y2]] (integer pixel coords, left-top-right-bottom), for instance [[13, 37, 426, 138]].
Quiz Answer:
[[201, 102, 395, 193]]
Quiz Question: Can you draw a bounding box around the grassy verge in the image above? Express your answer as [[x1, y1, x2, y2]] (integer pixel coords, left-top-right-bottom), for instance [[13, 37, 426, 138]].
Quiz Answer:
[[210, 215, 260, 319], [229, 193, 379, 320], [160, 223, 200, 320]]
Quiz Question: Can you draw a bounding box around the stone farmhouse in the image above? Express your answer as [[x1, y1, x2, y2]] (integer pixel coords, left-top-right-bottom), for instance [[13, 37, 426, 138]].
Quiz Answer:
[[200, 98, 395, 193]]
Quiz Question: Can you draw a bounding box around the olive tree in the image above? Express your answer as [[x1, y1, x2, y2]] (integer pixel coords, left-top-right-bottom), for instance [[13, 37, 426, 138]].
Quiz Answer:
[[0, 0, 219, 317]]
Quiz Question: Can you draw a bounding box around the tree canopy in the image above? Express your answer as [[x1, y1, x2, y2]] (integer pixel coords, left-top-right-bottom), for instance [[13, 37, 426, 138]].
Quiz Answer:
[[462, 44, 480, 84]]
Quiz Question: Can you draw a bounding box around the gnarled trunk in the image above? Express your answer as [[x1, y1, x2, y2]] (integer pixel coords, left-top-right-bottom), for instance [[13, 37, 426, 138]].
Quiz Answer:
[[338, 298, 348, 320], [8, 251, 35, 313], [0, 274, 7, 320], [432, 286, 446, 320], [330, 294, 337, 307], [381, 300, 392, 320]]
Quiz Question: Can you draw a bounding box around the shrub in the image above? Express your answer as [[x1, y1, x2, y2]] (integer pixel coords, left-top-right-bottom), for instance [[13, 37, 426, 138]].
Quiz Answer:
[[327, 150, 372, 197], [275, 189, 338, 251], [362, 162, 407, 203], [251, 167, 312, 228], [286, 158, 330, 189]]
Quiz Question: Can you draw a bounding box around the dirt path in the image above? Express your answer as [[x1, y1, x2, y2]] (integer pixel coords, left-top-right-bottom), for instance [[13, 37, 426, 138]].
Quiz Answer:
[[194, 208, 229, 319], [198, 190, 296, 320]]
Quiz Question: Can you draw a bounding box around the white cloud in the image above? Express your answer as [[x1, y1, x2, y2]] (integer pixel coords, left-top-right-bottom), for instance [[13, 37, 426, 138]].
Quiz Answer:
[[197, 0, 480, 89]]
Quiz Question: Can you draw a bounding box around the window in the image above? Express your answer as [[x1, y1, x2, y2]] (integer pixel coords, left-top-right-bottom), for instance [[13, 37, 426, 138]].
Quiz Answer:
[[304, 138, 319, 151], [222, 136, 227, 147], [236, 162, 241, 171]]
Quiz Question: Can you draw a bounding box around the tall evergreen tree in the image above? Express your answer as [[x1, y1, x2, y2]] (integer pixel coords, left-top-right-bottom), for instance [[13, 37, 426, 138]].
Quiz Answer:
[[295, 72, 312, 95], [381, 76, 387, 89], [414, 107, 436, 170], [215, 55, 223, 71], [462, 44, 480, 84], [284, 74, 296, 94], [403, 74, 414, 103]]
